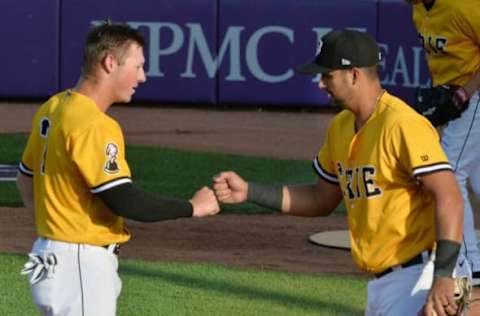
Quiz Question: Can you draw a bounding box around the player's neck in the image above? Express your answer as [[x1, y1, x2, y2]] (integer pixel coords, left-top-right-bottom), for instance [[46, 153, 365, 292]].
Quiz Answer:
[[74, 76, 114, 113], [354, 86, 384, 131]]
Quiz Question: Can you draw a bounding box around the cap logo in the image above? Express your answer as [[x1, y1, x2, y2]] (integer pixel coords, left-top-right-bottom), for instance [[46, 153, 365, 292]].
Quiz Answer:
[[341, 58, 351, 66]]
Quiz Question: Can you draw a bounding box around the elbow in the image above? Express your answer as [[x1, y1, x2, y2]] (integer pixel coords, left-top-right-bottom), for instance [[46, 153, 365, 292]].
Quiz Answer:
[[16, 172, 25, 192], [16, 172, 34, 209]]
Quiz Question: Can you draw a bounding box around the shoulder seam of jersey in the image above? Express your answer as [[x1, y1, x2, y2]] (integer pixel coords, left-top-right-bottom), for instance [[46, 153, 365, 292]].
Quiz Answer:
[[312, 158, 339, 184], [90, 177, 132, 194]]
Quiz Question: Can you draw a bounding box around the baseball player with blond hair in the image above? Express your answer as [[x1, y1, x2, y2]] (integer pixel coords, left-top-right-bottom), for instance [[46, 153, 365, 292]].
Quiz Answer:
[[16, 20, 219, 316], [213, 29, 472, 315]]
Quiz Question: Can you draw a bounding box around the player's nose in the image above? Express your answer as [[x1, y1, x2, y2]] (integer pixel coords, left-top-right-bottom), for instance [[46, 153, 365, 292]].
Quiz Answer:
[[318, 78, 326, 90], [138, 68, 147, 83]]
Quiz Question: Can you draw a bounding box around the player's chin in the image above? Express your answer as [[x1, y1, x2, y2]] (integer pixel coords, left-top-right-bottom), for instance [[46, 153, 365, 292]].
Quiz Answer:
[[118, 93, 134, 103], [325, 92, 338, 106]]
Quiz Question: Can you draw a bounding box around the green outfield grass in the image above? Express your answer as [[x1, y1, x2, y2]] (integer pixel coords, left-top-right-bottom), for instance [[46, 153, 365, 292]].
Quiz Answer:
[[0, 253, 365, 316]]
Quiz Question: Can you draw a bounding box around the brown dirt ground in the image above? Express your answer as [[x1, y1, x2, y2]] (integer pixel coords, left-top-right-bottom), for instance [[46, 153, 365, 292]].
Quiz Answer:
[[1, 102, 479, 278]]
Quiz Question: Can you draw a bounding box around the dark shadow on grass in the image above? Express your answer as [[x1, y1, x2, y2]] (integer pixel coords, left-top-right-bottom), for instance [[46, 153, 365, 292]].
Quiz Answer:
[[120, 263, 363, 315]]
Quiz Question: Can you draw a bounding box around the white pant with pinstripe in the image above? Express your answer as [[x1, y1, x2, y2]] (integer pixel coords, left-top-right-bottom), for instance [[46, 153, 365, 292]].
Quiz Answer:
[[25, 237, 121, 316], [365, 252, 471, 316], [442, 91, 480, 278]]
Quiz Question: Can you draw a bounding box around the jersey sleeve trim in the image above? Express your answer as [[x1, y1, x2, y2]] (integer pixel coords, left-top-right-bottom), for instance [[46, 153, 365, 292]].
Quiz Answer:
[[18, 162, 34, 177], [90, 177, 133, 194], [312, 158, 339, 185], [412, 162, 453, 177]]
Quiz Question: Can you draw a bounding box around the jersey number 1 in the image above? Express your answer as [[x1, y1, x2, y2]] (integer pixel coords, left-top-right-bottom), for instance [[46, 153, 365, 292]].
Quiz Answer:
[[39, 117, 51, 175]]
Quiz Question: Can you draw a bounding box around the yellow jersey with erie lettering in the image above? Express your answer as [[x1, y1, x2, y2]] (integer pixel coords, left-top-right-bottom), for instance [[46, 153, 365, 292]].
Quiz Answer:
[[412, 0, 480, 86], [313, 91, 452, 273]]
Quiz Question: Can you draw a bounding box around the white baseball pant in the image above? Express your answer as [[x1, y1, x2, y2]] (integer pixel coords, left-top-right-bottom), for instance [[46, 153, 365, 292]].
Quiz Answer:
[[22, 237, 121, 316], [442, 91, 480, 278], [365, 252, 471, 315]]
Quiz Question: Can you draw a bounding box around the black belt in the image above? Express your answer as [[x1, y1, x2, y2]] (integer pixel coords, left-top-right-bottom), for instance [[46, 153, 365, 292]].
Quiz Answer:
[[472, 271, 480, 288], [375, 251, 429, 279], [102, 244, 120, 255]]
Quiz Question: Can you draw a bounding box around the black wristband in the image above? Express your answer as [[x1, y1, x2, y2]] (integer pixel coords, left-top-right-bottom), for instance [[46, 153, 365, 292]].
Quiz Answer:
[[247, 182, 283, 210], [434, 239, 461, 278]]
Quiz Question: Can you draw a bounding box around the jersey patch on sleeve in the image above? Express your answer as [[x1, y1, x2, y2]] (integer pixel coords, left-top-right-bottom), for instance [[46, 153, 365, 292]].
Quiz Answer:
[[104, 142, 120, 174]]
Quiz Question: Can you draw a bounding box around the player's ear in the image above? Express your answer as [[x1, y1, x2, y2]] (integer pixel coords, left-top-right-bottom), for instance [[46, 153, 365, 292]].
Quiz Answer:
[[351, 68, 358, 85], [102, 53, 117, 74]]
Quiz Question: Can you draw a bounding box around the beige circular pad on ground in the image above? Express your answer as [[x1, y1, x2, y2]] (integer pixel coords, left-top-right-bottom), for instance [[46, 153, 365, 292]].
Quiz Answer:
[[309, 230, 351, 250]]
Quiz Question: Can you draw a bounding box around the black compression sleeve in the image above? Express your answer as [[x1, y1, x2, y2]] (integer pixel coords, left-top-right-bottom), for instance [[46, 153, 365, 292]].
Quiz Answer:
[[247, 182, 283, 210], [96, 182, 193, 222], [434, 239, 461, 278]]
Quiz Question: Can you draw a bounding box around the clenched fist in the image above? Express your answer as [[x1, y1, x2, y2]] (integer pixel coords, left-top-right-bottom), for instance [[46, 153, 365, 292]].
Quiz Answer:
[[212, 171, 248, 204], [190, 186, 220, 217]]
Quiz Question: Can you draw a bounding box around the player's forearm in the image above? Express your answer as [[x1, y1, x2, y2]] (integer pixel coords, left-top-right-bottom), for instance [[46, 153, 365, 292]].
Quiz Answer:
[[247, 182, 339, 216], [432, 195, 463, 278], [435, 197, 464, 243], [97, 182, 193, 222], [16, 172, 34, 210], [282, 185, 339, 216]]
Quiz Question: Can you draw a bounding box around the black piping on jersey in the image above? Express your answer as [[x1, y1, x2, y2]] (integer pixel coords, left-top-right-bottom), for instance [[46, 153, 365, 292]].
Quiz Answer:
[[312, 157, 339, 185], [412, 161, 453, 177], [90, 177, 132, 194], [77, 245, 85, 316], [448, 94, 480, 272], [18, 162, 34, 177]]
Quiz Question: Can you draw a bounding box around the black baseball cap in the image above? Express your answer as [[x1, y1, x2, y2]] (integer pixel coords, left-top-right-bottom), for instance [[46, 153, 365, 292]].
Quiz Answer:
[[296, 29, 381, 75]]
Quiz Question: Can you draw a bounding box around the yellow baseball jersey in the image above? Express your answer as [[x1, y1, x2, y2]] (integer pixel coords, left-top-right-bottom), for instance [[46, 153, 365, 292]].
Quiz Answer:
[[19, 90, 132, 245], [314, 91, 452, 273], [412, 0, 480, 86]]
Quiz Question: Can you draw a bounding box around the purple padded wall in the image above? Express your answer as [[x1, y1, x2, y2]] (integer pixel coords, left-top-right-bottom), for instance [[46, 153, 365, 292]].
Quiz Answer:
[[60, 0, 217, 104], [218, 0, 378, 106], [0, 0, 59, 97]]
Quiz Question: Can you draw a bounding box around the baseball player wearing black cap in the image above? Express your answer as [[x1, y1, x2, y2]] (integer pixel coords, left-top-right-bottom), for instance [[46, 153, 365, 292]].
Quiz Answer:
[[214, 29, 471, 315]]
